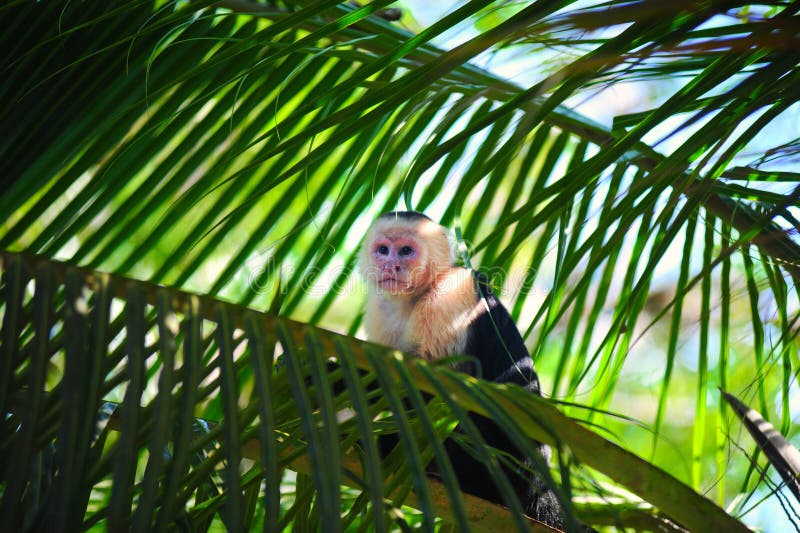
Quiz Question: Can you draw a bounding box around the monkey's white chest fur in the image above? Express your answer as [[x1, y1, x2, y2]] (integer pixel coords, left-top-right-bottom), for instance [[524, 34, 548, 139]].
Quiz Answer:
[[363, 268, 482, 361]]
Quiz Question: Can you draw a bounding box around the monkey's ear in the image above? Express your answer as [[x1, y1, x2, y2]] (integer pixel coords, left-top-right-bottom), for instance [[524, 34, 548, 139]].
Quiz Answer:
[[449, 220, 470, 268], [444, 230, 460, 265]]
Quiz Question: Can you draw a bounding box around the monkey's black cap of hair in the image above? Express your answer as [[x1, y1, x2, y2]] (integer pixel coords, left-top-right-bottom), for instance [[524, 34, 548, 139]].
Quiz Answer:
[[379, 211, 432, 221]]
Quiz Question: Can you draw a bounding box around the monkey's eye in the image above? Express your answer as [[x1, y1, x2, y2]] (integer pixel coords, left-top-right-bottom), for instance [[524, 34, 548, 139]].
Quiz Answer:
[[399, 246, 414, 256], [377, 245, 389, 255]]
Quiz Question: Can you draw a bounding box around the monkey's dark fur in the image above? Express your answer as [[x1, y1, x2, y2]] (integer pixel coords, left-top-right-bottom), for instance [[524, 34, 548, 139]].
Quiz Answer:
[[450, 276, 565, 527]]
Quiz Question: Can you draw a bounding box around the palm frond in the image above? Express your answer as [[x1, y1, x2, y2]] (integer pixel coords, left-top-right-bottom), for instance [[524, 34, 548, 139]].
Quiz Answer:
[[0, 251, 751, 530]]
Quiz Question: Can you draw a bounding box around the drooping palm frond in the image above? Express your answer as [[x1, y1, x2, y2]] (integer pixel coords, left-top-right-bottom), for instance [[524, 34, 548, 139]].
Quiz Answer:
[[2, 0, 799, 529], [0, 251, 749, 530]]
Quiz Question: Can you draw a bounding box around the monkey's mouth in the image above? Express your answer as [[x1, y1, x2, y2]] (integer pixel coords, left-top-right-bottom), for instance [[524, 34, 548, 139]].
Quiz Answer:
[[377, 277, 407, 290]]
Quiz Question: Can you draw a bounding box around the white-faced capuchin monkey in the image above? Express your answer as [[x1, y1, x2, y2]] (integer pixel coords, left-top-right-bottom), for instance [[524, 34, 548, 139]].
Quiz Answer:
[[359, 211, 569, 529]]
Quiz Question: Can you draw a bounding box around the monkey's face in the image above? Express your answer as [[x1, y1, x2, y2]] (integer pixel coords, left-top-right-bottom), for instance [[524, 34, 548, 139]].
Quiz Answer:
[[367, 233, 427, 295], [361, 215, 453, 298]]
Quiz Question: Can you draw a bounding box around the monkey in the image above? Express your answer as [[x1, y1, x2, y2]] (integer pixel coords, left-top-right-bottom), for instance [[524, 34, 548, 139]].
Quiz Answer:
[[358, 210, 568, 529]]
